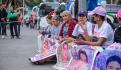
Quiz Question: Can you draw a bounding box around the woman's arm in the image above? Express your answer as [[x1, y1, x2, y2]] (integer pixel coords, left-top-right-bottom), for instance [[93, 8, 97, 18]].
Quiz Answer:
[[82, 34, 92, 41], [59, 36, 63, 43], [74, 37, 106, 46]]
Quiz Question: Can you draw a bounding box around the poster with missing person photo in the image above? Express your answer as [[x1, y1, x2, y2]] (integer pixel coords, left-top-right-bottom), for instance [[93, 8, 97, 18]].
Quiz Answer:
[[65, 45, 100, 70], [106, 43, 121, 51], [29, 38, 59, 63], [93, 50, 121, 70], [53, 41, 72, 70]]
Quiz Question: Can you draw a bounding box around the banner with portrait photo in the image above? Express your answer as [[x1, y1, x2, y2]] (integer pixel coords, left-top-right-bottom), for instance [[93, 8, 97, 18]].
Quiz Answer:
[[30, 37, 59, 63], [93, 50, 121, 70], [65, 45, 101, 70], [53, 41, 73, 70], [106, 43, 121, 51]]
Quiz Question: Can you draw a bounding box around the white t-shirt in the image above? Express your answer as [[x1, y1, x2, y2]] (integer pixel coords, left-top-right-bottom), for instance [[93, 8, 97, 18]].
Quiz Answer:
[[72, 21, 92, 37], [93, 21, 114, 47], [51, 24, 62, 38]]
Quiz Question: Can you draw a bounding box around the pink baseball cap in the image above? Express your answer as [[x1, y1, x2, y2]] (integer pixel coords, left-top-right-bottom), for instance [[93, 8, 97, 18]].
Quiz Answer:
[[88, 6, 107, 16], [116, 9, 121, 19]]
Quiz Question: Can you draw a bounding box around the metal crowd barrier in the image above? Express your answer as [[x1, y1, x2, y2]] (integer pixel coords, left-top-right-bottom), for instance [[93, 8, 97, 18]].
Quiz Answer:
[[0, 21, 21, 24], [106, 4, 121, 13]]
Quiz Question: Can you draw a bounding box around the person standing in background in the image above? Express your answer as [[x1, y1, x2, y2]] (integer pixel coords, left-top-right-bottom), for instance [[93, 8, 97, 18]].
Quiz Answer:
[[31, 10, 37, 29], [7, 6, 20, 39], [0, 3, 8, 39], [0, 3, 2, 38], [17, 7, 22, 36]]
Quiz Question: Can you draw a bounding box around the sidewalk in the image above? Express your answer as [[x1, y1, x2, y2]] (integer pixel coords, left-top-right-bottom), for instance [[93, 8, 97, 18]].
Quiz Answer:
[[0, 26, 55, 70]]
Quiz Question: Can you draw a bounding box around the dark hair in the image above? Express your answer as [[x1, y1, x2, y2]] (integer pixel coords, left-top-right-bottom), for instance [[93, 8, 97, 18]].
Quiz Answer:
[[46, 15, 52, 20], [114, 26, 121, 43], [52, 15, 61, 21], [78, 11, 87, 17], [78, 49, 88, 62], [107, 18, 115, 30], [100, 16, 105, 21], [106, 55, 121, 67], [10, 6, 15, 10]]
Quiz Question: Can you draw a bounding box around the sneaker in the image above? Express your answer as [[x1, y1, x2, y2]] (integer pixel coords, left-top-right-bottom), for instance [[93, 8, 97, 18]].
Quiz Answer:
[[11, 36, 14, 39], [16, 37, 21, 39], [2, 36, 5, 39]]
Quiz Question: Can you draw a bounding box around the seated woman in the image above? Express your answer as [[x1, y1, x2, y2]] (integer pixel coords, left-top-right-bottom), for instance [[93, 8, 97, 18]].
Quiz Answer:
[[56, 11, 93, 69], [55, 10, 76, 68], [38, 15, 53, 36], [40, 15, 62, 55], [37, 15, 53, 51], [67, 11, 93, 43], [74, 6, 114, 48], [114, 9, 121, 43], [51, 15, 62, 39], [29, 15, 62, 64], [59, 10, 77, 42]]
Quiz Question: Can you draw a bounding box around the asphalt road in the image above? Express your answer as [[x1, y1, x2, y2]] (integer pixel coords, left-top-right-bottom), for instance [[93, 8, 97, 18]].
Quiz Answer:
[[0, 26, 56, 70]]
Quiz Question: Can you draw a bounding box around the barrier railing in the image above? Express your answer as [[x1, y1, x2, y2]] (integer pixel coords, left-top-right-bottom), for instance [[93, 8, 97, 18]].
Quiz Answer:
[[0, 21, 21, 24], [106, 4, 121, 12]]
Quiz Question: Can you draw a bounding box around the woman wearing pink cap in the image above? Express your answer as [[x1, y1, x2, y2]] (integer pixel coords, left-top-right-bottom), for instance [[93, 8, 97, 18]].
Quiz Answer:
[[114, 9, 121, 43], [116, 9, 121, 24], [74, 6, 114, 48]]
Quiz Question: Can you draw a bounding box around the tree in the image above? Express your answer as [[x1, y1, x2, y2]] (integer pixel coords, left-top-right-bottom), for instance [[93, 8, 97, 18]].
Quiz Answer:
[[2, 0, 43, 8]]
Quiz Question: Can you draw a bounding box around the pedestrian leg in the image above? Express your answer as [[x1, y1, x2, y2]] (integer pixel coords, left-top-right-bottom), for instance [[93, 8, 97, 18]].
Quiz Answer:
[[0, 23, 1, 36], [1, 23, 6, 38], [14, 22, 20, 39], [18, 23, 21, 36], [4, 23, 7, 36], [10, 23, 14, 38]]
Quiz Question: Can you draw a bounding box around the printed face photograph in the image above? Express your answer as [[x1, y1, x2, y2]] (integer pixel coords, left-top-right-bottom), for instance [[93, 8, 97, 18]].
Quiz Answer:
[[106, 56, 121, 70], [67, 45, 97, 70], [78, 49, 88, 63]]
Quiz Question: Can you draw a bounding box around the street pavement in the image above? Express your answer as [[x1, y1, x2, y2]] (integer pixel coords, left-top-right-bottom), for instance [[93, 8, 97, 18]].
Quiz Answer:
[[0, 26, 56, 70]]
